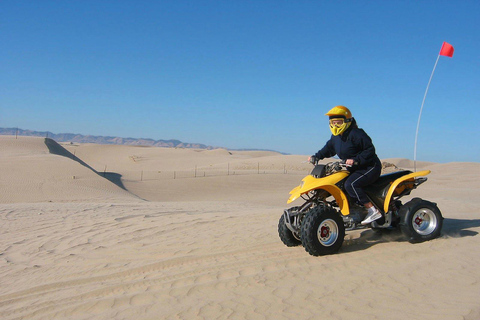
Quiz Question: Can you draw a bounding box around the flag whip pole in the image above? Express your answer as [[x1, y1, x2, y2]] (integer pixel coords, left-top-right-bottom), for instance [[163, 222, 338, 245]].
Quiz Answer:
[[414, 41, 454, 171], [414, 54, 440, 172]]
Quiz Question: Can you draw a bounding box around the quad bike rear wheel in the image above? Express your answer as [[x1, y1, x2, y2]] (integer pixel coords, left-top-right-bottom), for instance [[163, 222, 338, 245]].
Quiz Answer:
[[301, 205, 345, 256], [278, 214, 302, 247], [399, 198, 443, 243]]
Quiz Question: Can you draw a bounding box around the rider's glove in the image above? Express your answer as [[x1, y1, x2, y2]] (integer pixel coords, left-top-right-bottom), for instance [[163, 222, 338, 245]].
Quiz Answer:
[[309, 155, 317, 164]]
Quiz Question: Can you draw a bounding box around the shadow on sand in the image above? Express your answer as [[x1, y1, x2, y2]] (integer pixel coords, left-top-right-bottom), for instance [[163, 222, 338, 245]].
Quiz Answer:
[[45, 138, 130, 192], [340, 217, 480, 253], [441, 218, 480, 238], [44, 138, 97, 172], [103, 172, 127, 191]]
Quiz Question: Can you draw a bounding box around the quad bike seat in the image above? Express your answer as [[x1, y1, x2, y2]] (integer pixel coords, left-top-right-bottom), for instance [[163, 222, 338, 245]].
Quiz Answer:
[[365, 170, 412, 192], [364, 170, 412, 211]]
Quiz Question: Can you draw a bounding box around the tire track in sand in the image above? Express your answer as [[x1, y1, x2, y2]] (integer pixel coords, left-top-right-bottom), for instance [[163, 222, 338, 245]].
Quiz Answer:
[[0, 242, 309, 319]]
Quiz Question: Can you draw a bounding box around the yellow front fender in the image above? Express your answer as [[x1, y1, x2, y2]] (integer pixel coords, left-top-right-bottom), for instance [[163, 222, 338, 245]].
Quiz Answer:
[[383, 170, 431, 212], [287, 171, 351, 216]]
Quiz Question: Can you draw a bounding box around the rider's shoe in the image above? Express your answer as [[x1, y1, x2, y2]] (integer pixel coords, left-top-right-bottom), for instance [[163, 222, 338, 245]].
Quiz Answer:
[[361, 207, 382, 225]]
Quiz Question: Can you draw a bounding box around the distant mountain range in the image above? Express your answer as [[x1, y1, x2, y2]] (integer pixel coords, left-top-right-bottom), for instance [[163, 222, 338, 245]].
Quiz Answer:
[[0, 127, 216, 149]]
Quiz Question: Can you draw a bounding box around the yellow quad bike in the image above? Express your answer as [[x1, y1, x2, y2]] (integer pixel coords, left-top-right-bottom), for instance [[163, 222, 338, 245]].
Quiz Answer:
[[278, 161, 443, 256]]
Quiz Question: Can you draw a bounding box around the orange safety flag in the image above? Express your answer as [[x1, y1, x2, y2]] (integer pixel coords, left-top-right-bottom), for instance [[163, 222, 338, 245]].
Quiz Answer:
[[439, 42, 454, 57]]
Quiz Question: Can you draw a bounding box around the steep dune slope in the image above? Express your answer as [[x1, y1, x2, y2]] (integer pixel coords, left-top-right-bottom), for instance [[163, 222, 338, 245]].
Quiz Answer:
[[0, 136, 138, 203]]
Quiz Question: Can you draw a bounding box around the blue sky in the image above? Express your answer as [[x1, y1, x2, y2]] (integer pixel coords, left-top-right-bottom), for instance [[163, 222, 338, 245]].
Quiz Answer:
[[1, 0, 479, 162]]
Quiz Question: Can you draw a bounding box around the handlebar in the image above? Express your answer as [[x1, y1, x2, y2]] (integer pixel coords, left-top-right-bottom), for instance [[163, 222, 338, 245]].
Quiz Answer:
[[310, 158, 358, 167]]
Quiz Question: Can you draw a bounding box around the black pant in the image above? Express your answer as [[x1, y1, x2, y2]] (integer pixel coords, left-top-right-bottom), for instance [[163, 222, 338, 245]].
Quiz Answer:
[[344, 162, 381, 205]]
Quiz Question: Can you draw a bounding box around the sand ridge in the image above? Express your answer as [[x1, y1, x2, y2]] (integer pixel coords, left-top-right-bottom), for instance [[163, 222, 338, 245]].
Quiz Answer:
[[0, 137, 138, 203]]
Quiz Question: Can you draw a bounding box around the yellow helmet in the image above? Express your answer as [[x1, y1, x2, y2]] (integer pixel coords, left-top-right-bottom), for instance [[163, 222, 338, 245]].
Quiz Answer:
[[325, 105, 353, 136]]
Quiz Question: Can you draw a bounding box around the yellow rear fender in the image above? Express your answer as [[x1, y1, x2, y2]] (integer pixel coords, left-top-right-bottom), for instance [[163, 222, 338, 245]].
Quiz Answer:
[[287, 171, 351, 216], [383, 170, 431, 213]]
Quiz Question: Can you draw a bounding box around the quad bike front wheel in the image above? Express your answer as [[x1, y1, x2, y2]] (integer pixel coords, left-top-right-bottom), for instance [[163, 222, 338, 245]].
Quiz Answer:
[[278, 214, 302, 247], [399, 198, 443, 243], [301, 205, 345, 256]]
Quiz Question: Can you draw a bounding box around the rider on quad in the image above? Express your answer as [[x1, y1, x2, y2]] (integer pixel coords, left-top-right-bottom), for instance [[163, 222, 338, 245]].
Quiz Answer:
[[309, 106, 383, 225]]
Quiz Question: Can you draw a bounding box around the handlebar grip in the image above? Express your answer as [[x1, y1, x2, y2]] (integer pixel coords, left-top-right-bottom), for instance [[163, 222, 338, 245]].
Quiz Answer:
[[342, 160, 359, 167]]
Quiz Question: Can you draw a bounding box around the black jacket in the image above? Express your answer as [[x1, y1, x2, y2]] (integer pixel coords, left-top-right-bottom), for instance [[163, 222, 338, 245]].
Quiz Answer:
[[314, 123, 381, 169]]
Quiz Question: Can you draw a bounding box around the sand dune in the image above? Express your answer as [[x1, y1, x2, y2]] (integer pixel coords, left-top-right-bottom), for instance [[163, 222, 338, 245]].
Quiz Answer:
[[0, 137, 138, 203], [1, 136, 479, 320]]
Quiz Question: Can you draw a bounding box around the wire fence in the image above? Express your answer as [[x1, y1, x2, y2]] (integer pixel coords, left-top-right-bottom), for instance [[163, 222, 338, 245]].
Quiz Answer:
[[100, 163, 311, 182]]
